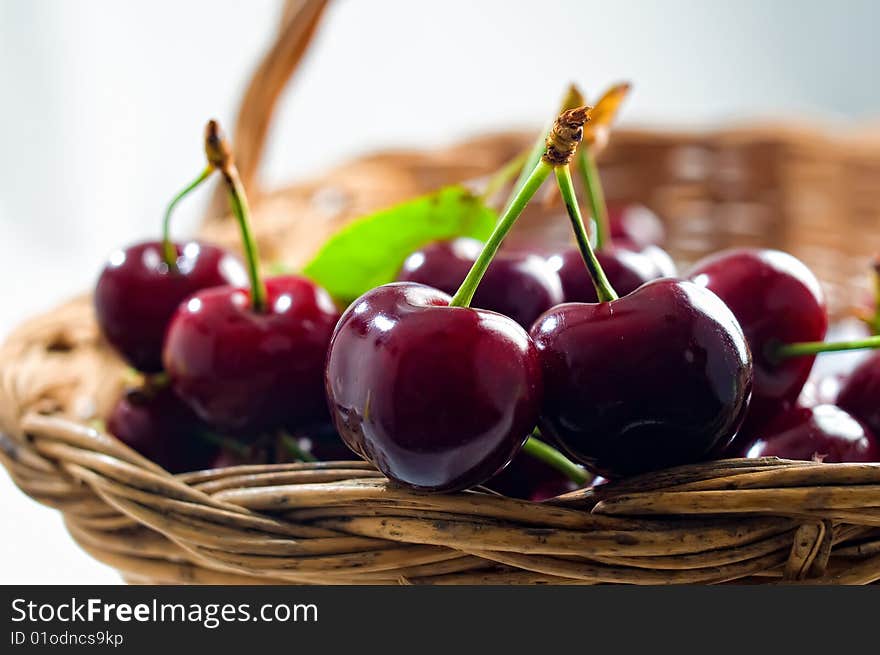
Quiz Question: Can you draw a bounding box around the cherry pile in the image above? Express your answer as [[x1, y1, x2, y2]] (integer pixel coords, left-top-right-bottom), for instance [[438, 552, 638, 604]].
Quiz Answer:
[[95, 91, 880, 497]]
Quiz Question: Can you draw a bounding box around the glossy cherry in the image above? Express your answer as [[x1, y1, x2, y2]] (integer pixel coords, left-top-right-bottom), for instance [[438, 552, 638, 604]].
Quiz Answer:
[[546, 246, 656, 303], [397, 238, 563, 328], [286, 422, 353, 462], [486, 452, 579, 501], [325, 282, 542, 492], [95, 241, 245, 372], [689, 249, 828, 438], [608, 203, 666, 250], [837, 351, 880, 437], [745, 403, 880, 463], [531, 278, 753, 478], [107, 386, 214, 473], [164, 275, 340, 433]]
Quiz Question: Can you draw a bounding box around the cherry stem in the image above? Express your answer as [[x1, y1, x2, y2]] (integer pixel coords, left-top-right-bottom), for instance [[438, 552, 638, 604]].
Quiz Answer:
[[205, 120, 267, 313], [871, 265, 880, 335], [522, 435, 588, 485], [279, 433, 317, 463], [198, 430, 250, 457], [480, 149, 529, 203], [161, 165, 215, 270], [772, 335, 880, 360], [510, 84, 585, 198], [555, 165, 618, 303], [576, 147, 610, 250], [449, 160, 553, 308]]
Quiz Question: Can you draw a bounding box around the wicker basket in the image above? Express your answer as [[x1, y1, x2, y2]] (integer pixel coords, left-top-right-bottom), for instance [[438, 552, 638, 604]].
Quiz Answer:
[[3, 0, 880, 585]]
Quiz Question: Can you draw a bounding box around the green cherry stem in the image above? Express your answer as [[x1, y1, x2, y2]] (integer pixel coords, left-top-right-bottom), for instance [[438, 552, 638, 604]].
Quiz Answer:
[[522, 434, 589, 485], [451, 104, 593, 309], [555, 165, 618, 303], [449, 160, 553, 308], [576, 147, 611, 249], [279, 433, 317, 463], [197, 430, 251, 457], [870, 263, 880, 335], [205, 120, 267, 313], [480, 149, 529, 203], [772, 335, 880, 360], [161, 165, 215, 270], [510, 84, 586, 198]]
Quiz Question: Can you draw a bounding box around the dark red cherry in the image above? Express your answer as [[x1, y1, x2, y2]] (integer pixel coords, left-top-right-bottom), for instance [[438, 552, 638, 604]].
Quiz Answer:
[[546, 246, 657, 303], [530, 278, 752, 478], [631, 244, 677, 279], [163, 275, 340, 434], [689, 249, 828, 437], [745, 403, 880, 463], [837, 351, 880, 437], [397, 238, 563, 328], [95, 240, 246, 372], [325, 282, 543, 492], [107, 386, 214, 473], [486, 452, 579, 501], [608, 203, 665, 249], [286, 422, 353, 461]]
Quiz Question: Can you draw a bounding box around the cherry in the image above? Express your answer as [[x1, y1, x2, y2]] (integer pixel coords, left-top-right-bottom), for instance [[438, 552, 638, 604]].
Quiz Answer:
[[163, 121, 340, 434], [546, 245, 656, 303], [165, 274, 339, 433], [532, 278, 752, 478], [95, 241, 245, 373], [486, 451, 580, 501], [397, 237, 563, 328], [608, 203, 666, 250], [800, 373, 847, 408], [107, 386, 214, 473], [325, 282, 542, 492], [284, 422, 353, 462], [689, 249, 828, 437], [745, 404, 880, 463], [837, 351, 880, 437]]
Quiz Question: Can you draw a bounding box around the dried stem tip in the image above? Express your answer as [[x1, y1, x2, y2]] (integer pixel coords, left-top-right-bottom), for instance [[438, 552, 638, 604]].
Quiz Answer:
[[542, 105, 592, 167], [204, 119, 234, 172], [560, 83, 587, 113]]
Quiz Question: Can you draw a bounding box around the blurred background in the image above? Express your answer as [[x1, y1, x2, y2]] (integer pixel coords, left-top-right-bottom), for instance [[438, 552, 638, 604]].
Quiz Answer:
[[1, 0, 879, 583]]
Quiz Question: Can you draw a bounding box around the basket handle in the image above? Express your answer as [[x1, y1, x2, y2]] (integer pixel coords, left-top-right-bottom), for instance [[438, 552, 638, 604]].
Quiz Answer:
[[204, 0, 330, 220]]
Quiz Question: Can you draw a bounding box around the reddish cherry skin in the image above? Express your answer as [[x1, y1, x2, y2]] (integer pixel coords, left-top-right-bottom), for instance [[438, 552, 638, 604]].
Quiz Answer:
[[531, 278, 752, 478], [325, 282, 543, 492], [95, 241, 246, 373], [689, 249, 828, 437], [107, 386, 213, 473], [608, 203, 666, 249], [287, 422, 353, 461], [397, 238, 563, 328], [745, 404, 880, 463], [163, 275, 340, 434], [547, 246, 658, 303], [487, 453, 579, 501], [837, 351, 880, 437]]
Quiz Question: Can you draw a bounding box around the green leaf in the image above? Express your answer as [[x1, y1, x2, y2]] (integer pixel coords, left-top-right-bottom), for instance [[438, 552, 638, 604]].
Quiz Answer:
[[302, 185, 497, 304]]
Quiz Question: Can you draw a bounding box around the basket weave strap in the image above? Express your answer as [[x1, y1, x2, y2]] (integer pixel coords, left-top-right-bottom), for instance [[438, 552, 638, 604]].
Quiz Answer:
[[204, 0, 329, 219]]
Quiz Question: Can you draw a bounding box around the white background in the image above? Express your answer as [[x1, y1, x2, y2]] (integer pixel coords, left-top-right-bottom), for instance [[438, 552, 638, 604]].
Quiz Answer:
[[1, 0, 879, 583]]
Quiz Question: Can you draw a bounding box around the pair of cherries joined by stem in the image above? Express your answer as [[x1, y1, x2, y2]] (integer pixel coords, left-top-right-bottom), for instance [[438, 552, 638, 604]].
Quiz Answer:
[[326, 105, 753, 489], [99, 121, 340, 473], [95, 165, 248, 374], [161, 122, 341, 435]]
